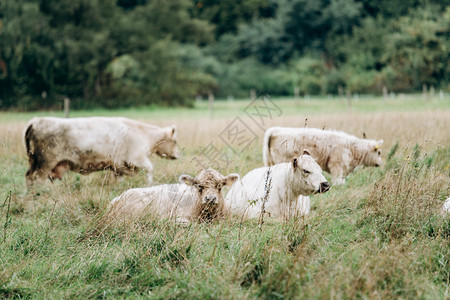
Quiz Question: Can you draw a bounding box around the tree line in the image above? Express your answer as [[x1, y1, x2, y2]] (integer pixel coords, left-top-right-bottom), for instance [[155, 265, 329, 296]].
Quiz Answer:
[[0, 0, 449, 110]]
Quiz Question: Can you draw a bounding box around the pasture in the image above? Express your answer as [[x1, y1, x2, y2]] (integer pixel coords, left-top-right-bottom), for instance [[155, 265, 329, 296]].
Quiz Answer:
[[1, 95, 449, 299]]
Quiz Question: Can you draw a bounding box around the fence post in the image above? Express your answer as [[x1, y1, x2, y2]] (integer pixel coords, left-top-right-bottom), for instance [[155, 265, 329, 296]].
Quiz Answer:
[[250, 89, 256, 101], [338, 85, 344, 99], [64, 97, 70, 118], [382, 85, 388, 101], [208, 92, 214, 119], [294, 86, 300, 101], [346, 90, 352, 111], [422, 84, 428, 101]]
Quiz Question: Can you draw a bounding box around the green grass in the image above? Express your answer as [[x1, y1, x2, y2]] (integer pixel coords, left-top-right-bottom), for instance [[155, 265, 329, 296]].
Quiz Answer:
[[0, 97, 449, 299], [1, 94, 449, 123]]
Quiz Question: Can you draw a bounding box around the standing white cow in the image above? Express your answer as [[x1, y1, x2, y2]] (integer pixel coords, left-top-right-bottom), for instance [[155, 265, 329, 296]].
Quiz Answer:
[[225, 155, 330, 220], [24, 117, 179, 187], [263, 127, 383, 185], [107, 169, 239, 224]]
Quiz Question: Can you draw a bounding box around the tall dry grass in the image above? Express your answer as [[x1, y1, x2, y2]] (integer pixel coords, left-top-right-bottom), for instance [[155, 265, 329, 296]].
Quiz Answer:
[[0, 102, 449, 298]]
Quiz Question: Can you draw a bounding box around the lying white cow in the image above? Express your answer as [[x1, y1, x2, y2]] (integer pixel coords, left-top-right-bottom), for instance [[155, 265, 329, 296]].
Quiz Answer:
[[24, 117, 179, 187], [107, 169, 239, 223], [263, 127, 383, 185], [443, 197, 450, 215], [225, 155, 330, 220]]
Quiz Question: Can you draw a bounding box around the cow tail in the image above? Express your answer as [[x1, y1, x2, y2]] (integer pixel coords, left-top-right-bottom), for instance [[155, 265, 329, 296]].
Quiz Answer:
[[262, 127, 274, 166], [24, 124, 35, 173]]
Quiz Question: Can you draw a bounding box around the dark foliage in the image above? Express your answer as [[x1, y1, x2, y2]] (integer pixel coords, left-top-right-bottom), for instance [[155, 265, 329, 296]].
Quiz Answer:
[[0, 0, 448, 110]]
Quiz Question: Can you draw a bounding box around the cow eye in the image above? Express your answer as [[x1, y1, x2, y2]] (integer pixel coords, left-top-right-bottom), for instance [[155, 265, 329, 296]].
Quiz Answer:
[[302, 169, 310, 175], [197, 185, 204, 192], [377, 150, 381, 155]]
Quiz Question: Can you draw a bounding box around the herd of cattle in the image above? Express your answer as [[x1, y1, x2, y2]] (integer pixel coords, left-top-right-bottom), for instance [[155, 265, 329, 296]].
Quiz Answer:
[[23, 116, 449, 224]]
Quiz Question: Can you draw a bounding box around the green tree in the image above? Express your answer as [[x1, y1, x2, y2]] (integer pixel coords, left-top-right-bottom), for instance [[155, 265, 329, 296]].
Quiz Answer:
[[191, 0, 273, 39], [0, 0, 54, 109], [382, 6, 450, 91], [217, 0, 362, 65], [0, 0, 216, 109]]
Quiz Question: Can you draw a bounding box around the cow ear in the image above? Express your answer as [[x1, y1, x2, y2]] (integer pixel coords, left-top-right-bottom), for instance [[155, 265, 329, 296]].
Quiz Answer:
[[374, 139, 384, 150], [292, 157, 298, 169], [179, 174, 195, 186], [169, 125, 177, 138], [223, 173, 240, 186]]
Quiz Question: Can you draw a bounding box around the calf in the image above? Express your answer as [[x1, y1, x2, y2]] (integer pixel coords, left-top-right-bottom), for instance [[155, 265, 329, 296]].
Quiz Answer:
[[107, 169, 239, 224], [225, 155, 329, 220], [263, 127, 383, 185], [24, 117, 179, 187]]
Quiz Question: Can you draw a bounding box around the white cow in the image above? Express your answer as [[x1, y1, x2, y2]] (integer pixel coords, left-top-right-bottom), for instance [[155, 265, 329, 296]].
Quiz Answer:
[[443, 197, 450, 215], [107, 169, 239, 223], [24, 117, 179, 187], [263, 127, 383, 185], [225, 155, 330, 220]]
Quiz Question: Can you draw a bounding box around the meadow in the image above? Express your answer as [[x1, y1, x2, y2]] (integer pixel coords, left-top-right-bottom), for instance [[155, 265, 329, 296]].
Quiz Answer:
[[0, 95, 449, 299]]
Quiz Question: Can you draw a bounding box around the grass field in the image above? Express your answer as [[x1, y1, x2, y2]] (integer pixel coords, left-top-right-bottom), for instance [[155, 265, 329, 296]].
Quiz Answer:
[[1, 95, 449, 299]]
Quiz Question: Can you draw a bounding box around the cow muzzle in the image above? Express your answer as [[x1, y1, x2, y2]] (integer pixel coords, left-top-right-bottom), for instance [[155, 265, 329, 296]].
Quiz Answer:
[[318, 181, 330, 193], [158, 152, 178, 160], [170, 150, 180, 160], [202, 195, 218, 204]]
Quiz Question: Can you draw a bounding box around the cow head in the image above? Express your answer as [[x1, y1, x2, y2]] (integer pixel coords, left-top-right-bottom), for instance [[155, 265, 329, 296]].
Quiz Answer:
[[179, 169, 239, 205], [292, 154, 330, 195], [154, 125, 180, 160], [364, 139, 383, 167]]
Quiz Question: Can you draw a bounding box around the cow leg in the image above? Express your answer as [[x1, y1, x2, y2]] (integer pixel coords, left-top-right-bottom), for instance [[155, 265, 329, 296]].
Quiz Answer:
[[27, 159, 73, 191], [133, 156, 154, 184], [25, 168, 36, 188], [50, 161, 72, 181], [328, 156, 345, 185], [26, 169, 49, 191], [328, 148, 351, 186], [329, 167, 346, 185], [146, 170, 153, 185], [25, 157, 43, 188]]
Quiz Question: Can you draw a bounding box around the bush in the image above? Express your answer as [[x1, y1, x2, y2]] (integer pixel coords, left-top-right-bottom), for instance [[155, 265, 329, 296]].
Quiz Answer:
[[216, 58, 292, 98]]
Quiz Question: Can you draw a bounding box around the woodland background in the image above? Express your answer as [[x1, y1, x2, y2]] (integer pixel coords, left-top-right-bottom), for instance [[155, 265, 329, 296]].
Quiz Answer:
[[1, 0, 449, 110]]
